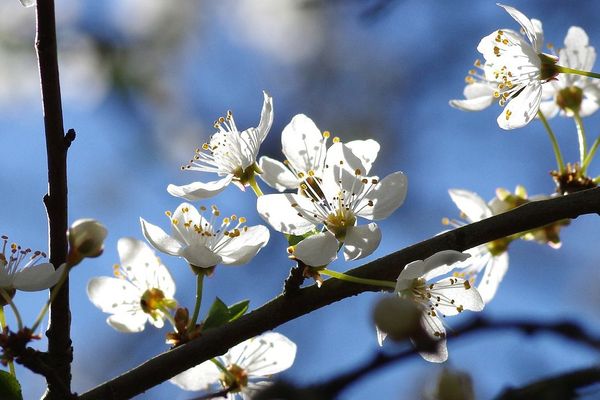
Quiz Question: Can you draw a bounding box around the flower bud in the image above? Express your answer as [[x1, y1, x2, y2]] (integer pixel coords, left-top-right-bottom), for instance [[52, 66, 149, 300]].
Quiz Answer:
[[67, 219, 107, 266], [373, 296, 422, 342]]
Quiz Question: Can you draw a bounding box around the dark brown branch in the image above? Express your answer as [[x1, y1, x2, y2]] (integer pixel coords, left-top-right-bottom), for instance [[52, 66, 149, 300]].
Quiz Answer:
[[36, 0, 72, 398], [78, 187, 600, 400]]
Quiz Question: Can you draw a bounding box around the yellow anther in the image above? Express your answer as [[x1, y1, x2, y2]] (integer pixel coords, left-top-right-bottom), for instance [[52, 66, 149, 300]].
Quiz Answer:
[[287, 246, 295, 254], [239, 217, 246, 223], [222, 218, 230, 225], [231, 214, 238, 220], [355, 168, 362, 176], [323, 131, 331, 138], [332, 137, 340, 143], [218, 117, 225, 123], [441, 217, 450, 225], [463, 281, 471, 290], [165, 211, 172, 217], [474, 59, 481, 67], [308, 170, 315, 177], [172, 218, 179, 225], [202, 143, 209, 150]]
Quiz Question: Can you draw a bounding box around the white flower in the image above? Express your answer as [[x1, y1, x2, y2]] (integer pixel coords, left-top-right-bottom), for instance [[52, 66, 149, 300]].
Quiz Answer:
[[167, 92, 273, 200], [446, 189, 510, 304], [258, 114, 380, 192], [385, 250, 484, 363], [0, 235, 63, 292], [450, 4, 558, 130], [68, 218, 108, 264], [170, 331, 297, 399], [257, 141, 406, 265], [87, 238, 176, 333], [141, 203, 270, 269], [540, 27, 600, 118]]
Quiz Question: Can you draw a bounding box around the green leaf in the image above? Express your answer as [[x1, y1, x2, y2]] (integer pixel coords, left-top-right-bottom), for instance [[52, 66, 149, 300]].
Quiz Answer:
[[228, 300, 250, 322], [287, 230, 319, 246], [202, 297, 230, 330], [0, 370, 23, 400]]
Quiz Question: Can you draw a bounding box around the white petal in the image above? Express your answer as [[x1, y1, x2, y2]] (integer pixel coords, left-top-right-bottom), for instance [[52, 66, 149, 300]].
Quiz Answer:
[[431, 277, 484, 317], [324, 142, 368, 174], [180, 243, 222, 268], [358, 171, 407, 220], [226, 332, 297, 377], [293, 231, 338, 267], [538, 100, 559, 119], [87, 276, 141, 313], [477, 252, 509, 304], [170, 361, 221, 391], [497, 81, 542, 130], [448, 189, 492, 223], [19, 0, 35, 7], [396, 251, 470, 291], [13, 262, 62, 292], [345, 139, 380, 175], [218, 225, 270, 265], [281, 114, 326, 173], [107, 312, 148, 333], [257, 91, 274, 144], [258, 156, 299, 191], [140, 218, 182, 256], [497, 4, 540, 50], [562, 26, 595, 72], [167, 175, 233, 201], [418, 314, 448, 363], [579, 96, 600, 118], [343, 223, 381, 261], [449, 83, 495, 111], [422, 251, 472, 281], [257, 194, 317, 235], [171, 203, 211, 244], [376, 326, 387, 346]]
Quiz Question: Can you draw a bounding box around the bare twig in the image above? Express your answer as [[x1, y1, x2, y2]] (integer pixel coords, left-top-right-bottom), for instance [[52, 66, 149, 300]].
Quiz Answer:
[[35, 0, 73, 398], [78, 187, 600, 400]]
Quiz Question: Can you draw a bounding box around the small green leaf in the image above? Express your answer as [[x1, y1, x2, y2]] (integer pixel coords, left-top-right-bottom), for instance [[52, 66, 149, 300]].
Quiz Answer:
[[202, 297, 230, 330], [287, 230, 318, 247], [0, 370, 23, 400], [228, 300, 250, 322]]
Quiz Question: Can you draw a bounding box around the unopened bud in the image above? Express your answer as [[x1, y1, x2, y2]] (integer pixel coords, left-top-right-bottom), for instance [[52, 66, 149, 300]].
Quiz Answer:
[[68, 219, 107, 266], [373, 296, 422, 342], [435, 368, 475, 400]]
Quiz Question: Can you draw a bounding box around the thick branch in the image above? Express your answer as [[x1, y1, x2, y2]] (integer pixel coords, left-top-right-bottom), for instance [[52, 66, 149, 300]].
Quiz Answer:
[[78, 187, 600, 400], [36, 0, 72, 398]]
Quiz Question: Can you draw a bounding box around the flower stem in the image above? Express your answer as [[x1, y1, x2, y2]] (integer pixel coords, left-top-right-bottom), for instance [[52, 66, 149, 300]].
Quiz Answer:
[[187, 273, 205, 333], [557, 65, 600, 80], [0, 290, 22, 331], [582, 135, 600, 173], [0, 307, 16, 376], [593, 175, 600, 184], [31, 263, 69, 333], [571, 110, 587, 166], [248, 174, 264, 197], [320, 269, 396, 289], [537, 110, 565, 173], [158, 306, 177, 330]]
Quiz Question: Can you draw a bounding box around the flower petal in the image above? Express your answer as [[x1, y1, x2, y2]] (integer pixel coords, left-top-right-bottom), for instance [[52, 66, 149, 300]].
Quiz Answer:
[[343, 223, 381, 261], [497, 81, 542, 130], [180, 243, 222, 268], [345, 139, 380, 175], [140, 218, 182, 256], [87, 276, 141, 313], [324, 142, 368, 174], [449, 83, 496, 111], [396, 250, 470, 291], [13, 262, 62, 292], [357, 171, 407, 220], [107, 312, 148, 333], [293, 231, 338, 266], [281, 114, 326, 173], [257, 194, 317, 235], [167, 175, 233, 201], [225, 332, 297, 377], [218, 225, 270, 265], [497, 4, 541, 51], [171, 202, 211, 244], [170, 361, 222, 391], [418, 314, 448, 363], [448, 189, 492, 223], [257, 91, 274, 144], [477, 251, 509, 304], [562, 26, 595, 72], [258, 156, 299, 191], [430, 277, 484, 317]]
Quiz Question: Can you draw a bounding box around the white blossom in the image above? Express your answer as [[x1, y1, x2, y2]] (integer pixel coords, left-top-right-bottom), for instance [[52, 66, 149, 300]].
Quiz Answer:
[[141, 203, 270, 269], [87, 238, 176, 333], [167, 92, 273, 200], [170, 331, 296, 399], [257, 141, 406, 266]]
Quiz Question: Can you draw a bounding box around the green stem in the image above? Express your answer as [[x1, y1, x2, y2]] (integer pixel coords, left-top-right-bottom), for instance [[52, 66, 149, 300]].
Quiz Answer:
[[31, 263, 69, 333], [0, 290, 22, 331], [557, 65, 600, 80], [187, 273, 205, 332], [0, 307, 16, 376], [593, 175, 600, 184], [537, 110, 565, 173], [248, 174, 264, 197], [320, 269, 396, 289], [582, 135, 600, 173], [571, 110, 587, 166]]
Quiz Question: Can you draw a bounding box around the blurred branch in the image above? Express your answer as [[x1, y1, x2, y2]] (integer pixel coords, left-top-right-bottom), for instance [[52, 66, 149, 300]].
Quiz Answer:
[[35, 0, 73, 398], [496, 366, 600, 400], [78, 187, 600, 400], [254, 317, 600, 399]]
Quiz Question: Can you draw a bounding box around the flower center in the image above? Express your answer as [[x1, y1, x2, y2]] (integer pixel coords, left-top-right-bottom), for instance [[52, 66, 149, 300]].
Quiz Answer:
[[140, 288, 168, 315], [325, 208, 356, 240], [219, 364, 248, 392], [556, 86, 584, 113]]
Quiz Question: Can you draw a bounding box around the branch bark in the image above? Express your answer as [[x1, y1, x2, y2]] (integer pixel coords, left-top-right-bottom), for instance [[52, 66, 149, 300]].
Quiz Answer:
[[35, 0, 72, 398], [78, 187, 600, 400]]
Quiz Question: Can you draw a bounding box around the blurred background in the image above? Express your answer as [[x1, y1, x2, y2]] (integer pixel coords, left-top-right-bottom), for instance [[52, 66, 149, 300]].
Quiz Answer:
[[1, 0, 600, 398]]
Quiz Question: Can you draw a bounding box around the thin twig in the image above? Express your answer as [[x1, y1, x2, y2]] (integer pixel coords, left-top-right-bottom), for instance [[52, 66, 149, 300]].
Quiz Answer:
[[78, 187, 600, 400]]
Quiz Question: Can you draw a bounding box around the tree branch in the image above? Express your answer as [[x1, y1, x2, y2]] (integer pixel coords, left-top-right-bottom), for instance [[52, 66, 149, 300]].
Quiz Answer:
[[78, 187, 600, 400], [36, 0, 72, 398]]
